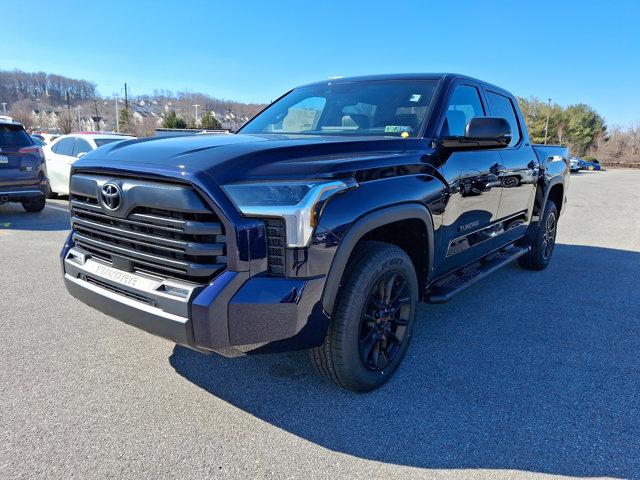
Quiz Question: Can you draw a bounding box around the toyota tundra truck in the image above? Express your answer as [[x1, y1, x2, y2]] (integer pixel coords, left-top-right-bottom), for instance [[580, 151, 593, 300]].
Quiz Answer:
[[61, 74, 569, 392]]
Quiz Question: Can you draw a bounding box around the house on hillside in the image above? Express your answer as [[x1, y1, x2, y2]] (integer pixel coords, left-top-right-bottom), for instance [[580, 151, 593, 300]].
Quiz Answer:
[[31, 109, 60, 131], [132, 109, 162, 126], [78, 116, 105, 131]]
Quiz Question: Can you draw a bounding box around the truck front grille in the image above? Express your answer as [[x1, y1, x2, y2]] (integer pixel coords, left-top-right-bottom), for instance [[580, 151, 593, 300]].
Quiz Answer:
[[69, 175, 227, 283], [265, 219, 286, 276]]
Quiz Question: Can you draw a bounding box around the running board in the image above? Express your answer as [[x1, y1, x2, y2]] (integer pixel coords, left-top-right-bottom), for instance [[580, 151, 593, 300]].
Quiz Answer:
[[425, 245, 530, 303]]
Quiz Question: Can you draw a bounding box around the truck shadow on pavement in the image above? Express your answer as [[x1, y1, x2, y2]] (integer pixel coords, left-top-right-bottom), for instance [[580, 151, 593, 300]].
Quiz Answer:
[[170, 244, 640, 478]]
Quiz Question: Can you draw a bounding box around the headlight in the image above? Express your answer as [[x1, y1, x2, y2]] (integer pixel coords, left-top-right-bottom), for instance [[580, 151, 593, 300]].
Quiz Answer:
[[223, 179, 355, 248]]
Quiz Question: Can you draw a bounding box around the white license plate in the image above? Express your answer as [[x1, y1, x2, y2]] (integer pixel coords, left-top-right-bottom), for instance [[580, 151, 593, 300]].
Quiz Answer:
[[0, 155, 8, 164], [85, 260, 161, 291]]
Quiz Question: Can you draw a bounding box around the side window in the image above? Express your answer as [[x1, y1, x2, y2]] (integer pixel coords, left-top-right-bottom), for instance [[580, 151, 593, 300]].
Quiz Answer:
[[486, 91, 521, 146], [441, 85, 485, 136], [55, 137, 76, 156], [72, 138, 92, 157]]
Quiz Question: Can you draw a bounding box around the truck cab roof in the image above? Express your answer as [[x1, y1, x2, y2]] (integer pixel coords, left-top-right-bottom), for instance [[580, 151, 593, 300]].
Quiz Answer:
[[298, 73, 512, 96]]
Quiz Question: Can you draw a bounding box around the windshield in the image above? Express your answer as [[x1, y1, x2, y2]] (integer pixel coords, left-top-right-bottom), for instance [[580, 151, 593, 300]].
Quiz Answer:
[[239, 80, 438, 138]]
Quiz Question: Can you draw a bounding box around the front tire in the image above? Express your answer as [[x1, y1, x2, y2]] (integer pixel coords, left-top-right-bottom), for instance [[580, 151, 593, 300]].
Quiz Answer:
[[22, 197, 46, 213], [518, 200, 558, 270], [310, 241, 418, 392]]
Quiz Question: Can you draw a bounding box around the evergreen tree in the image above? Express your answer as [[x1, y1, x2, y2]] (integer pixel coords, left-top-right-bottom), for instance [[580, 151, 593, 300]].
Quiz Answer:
[[563, 104, 605, 155], [200, 110, 222, 130], [162, 110, 187, 129], [517, 97, 606, 155], [118, 107, 134, 134]]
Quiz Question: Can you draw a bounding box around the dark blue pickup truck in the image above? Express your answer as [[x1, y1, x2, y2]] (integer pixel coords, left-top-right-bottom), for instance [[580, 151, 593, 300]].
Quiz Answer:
[[0, 120, 48, 212], [61, 74, 569, 391]]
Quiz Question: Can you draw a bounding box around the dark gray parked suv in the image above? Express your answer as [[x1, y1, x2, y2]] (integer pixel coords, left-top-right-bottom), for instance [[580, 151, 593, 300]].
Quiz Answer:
[[0, 120, 48, 212]]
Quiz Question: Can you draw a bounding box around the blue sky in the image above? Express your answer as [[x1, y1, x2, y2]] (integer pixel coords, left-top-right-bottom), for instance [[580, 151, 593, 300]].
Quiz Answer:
[[1, 0, 638, 125]]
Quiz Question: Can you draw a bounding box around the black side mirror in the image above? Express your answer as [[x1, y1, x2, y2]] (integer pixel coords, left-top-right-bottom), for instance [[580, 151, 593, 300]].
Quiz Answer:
[[440, 117, 512, 150]]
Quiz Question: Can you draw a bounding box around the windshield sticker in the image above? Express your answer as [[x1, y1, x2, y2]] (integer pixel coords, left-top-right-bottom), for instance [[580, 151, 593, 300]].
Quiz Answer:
[[385, 125, 413, 133], [409, 94, 421, 102]]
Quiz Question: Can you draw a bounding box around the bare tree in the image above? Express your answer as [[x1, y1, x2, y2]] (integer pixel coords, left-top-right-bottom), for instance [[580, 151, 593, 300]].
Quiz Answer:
[[132, 115, 158, 138], [592, 122, 640, 167], [0, 69, 96, 105], [9, 102, 34, 128], [58, 111, 75, 134]]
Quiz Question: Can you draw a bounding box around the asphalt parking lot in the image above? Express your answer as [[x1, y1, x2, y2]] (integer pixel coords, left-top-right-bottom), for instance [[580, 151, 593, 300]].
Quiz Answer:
[[1, 169, 639, 480]]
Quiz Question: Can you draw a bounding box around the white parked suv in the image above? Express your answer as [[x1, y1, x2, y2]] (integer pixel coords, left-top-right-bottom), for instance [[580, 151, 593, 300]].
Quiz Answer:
[[44, 133, 134, 196]]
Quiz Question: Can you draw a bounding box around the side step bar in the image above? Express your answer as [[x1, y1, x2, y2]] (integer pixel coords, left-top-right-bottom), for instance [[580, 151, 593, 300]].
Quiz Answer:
[[425, 244, 530, 304]]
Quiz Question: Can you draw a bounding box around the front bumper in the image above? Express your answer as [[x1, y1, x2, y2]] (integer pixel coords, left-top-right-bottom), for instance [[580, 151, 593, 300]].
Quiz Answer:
[[0, 179, 49, 202], [62, 240, 330, 356]]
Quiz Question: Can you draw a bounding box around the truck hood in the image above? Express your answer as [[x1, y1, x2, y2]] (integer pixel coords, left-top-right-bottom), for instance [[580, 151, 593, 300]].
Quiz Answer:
[[77, 133, 419, 184]]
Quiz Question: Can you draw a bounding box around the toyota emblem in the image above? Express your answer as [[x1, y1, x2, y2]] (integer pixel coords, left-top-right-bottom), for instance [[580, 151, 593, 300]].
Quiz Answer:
[[101, 182, 122, 210]]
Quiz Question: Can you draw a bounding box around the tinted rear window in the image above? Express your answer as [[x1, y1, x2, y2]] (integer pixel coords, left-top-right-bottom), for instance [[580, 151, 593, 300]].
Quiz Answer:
[[0, 124, 33, 148], [73, 138, 92, 156], [54, 137, 75, 156], [94, 138, 126, 147]]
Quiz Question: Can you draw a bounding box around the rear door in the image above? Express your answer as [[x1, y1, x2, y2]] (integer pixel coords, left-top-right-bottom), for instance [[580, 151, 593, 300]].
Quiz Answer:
[[47, 136, 76, 194], [435, 82, 503, 276], [484, 89, 539, 246], [0, 123, 38, 186]]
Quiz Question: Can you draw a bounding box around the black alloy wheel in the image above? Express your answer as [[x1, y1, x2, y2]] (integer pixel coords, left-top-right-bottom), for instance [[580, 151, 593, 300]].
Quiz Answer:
[[358, 272, 411, 371], [518, 200, 559, 270], [541, 210, 557, 260]]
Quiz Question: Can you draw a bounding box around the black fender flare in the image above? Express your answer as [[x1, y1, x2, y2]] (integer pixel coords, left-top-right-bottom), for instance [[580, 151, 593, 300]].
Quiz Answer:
[[321, 203, 435, 315], [533, 176, 565, 222], [524, 176, 565, 244]]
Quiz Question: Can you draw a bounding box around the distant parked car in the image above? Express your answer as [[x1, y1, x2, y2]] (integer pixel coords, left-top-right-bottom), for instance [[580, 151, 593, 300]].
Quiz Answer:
[[569, 156, 602, 172], [570, 157, 581, 172], [31, 135, 46, 147], [0, 119, 48, 212], [581, 158, 602, 171], [44, 133, 135, 196]]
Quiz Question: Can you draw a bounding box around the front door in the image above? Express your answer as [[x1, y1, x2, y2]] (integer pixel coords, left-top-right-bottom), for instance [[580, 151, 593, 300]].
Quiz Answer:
[[435, 84, 502, 276]]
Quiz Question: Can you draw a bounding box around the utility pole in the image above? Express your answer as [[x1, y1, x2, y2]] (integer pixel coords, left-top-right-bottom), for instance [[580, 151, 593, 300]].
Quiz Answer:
[[66, 92, 71, 132], [76, 106, 82, 131], [93, 99, 99, 131], [114, 94, 119, 133], [193, 104, 200, 126], [544, 98, 551, 145], [1, 102, 6, 115], [124, 83, 128, 110]]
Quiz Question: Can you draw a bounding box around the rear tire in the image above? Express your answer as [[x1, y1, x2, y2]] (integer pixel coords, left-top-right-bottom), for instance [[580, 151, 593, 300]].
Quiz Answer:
[[518, 200, 558, 270], [310, 241, 418, 392], [22, 197, 46, 213]]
